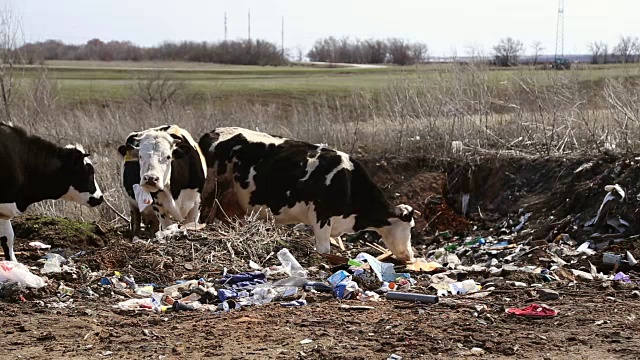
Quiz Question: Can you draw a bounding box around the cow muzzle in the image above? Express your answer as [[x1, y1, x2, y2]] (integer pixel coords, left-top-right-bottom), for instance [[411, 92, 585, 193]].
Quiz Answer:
[[142, 174, 162, 191]]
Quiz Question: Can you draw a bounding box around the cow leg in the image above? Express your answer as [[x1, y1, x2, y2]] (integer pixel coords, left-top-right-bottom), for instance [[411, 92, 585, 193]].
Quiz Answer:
[[0, 220, 15, 262], [156, 209, 173, 230], [130, 206, 141, 238], [313, 222, 332, 254], [184, 197, 201, 226]]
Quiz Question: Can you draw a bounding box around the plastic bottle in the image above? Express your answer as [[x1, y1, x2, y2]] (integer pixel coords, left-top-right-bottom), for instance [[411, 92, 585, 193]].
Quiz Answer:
[[163, 280, 199, 298], [273, 276, 307, 287], [172, 301, 202, 311], [385, 291, 439, 304], [277, 248, 307, 278], [303, 281, 333, 293]]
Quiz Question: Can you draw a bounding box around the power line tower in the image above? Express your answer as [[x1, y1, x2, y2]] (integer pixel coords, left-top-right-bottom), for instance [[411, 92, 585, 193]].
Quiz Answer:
[[554, 0, 565, 61], [224, 12, 227, 41], [248, 9, 251, 42], [281, 16, 284, 58]]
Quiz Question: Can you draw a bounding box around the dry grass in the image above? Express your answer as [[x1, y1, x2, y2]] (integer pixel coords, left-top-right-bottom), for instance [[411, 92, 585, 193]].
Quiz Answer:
[[4, 63, 640, 222]]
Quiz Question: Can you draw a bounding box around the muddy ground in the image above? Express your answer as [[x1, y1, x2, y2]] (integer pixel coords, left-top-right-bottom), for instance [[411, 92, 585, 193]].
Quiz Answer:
[[2, 153, 640, 360]]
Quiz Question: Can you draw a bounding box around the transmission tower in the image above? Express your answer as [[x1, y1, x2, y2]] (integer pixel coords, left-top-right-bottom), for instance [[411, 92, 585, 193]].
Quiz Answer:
[[554, 0, 565, 61], [224, 12, 227, 41]]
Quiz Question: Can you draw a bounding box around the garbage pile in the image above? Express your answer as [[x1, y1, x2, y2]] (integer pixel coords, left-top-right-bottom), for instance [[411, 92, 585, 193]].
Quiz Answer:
[[107, 248, 438, 313]]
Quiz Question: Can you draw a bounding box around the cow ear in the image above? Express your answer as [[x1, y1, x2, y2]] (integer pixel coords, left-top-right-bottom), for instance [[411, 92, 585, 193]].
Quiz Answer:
[[169, 133, 182, 143], [172, 147, 186, 159], [118, 145, 128, 157], [63, 148, 85, 165]]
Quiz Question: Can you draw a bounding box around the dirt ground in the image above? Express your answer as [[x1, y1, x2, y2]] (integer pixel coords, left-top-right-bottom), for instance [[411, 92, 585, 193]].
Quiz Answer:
[[3, 153, 640, 359]]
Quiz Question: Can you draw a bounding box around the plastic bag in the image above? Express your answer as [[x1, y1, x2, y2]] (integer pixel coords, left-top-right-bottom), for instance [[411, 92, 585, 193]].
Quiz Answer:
[[41, 253, 66, 274], [0, 261, 47, 289], [133, 184, 153, 211]]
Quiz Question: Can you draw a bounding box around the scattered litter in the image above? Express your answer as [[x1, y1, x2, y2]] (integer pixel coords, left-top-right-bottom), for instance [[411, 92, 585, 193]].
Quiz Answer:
[[28, 242, 51, 250], [299, 339, 313, 345], [613, 272, 630, 283], [537, 289, 560, 301], [385, 291, 438, 304], [280, 299, 307, 307], [449, 280, 481, 295], [506, 304, 558, 318], [0, 261, 47, 289], [339, 304, 375, 311], [406, 258, 443, 272], [41, 253, 66, 274]]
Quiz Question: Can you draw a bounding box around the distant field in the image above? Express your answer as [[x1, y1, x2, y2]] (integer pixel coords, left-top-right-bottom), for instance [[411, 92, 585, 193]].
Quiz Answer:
[[16, 60, 640, 104]]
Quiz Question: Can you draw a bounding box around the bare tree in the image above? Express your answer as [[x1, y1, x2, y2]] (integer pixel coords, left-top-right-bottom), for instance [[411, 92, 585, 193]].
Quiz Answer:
[[602, 43, 610, 64], [493, 37, 524, 67], [588, 41, 610, 64], [294, 45, 305, 62], [530, 41, 544, 65], [410, 42, 429, 63], [589, 41, 603, 64], [614, 36, 638, 63], [135, 72, 186, 109], [0, 4, 23, 122]]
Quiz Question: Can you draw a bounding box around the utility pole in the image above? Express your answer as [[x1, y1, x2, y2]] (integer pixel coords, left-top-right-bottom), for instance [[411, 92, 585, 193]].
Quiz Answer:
[[224, 12, 227, 41], [281, 16, 284, 58], [554, 0, 565, 61], [248, 9, 251, 42]]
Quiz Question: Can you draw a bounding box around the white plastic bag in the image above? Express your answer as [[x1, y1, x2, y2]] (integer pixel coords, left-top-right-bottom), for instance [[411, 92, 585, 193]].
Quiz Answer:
[[41, 253, 66, 274], [0, 261, 47, 289], [133, 184, 153, 211]]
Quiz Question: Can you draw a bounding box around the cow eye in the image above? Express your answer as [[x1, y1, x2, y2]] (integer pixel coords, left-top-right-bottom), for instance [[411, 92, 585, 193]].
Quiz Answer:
[[166, 155, 171, 160]]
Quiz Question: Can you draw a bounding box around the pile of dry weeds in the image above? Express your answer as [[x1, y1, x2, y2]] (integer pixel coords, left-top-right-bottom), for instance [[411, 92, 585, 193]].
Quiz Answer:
[[76, 214, 311, 286]]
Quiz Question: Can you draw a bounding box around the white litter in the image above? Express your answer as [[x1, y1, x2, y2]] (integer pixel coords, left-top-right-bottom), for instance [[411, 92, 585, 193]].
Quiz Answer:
[[133, 184, 153, 212], [0, 261, 47, 289], [28, 241, 51, 250]]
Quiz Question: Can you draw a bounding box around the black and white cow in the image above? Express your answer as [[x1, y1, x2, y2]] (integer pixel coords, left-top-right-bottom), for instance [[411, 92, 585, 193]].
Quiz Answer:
[[0, 123, 103, 261], [117, 125, 176, 237], [118, 125, 207, 230], [198, 127, 418, 262]]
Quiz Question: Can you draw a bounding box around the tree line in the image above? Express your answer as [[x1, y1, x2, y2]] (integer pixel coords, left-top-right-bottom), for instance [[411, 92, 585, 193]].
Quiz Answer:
[[493, 36, 640, 67], [306, 37, 428, 65], [14, 35, 640, 67], [18, 38, 287, 65]]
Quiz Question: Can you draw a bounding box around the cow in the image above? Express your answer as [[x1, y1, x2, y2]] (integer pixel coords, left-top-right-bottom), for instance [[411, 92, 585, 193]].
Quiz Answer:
[[117, 125, 175, 237], [118, 125, 207, 231], [198, 127, 419, 262], [0, 122, 104, 261]]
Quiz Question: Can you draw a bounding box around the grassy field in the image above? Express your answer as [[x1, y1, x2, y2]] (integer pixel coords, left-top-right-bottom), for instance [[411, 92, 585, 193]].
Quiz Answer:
[[15, 60, 640, 104]]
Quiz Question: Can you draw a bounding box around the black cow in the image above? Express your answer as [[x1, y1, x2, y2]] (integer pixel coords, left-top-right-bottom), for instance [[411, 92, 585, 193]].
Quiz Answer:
[[0, 123, 103, 261], [198, 127, 418, 262]]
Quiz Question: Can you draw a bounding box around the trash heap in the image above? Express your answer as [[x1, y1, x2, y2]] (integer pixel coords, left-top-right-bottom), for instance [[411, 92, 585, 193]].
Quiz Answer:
[[107, 247, 443, 313]]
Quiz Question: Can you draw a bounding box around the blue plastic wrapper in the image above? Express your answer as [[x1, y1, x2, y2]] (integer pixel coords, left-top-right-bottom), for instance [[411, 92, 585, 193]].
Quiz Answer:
[[333, 281, 358, 299], [217, 288, 250, 302], [231, 279, 267, 290], [280, 299, 307, 307], [327, 270, 351, 287], [216, 271, 266, 285]]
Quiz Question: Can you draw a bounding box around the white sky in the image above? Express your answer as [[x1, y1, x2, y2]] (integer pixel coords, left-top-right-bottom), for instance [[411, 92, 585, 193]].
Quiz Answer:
[[9, 0, 640, 56]]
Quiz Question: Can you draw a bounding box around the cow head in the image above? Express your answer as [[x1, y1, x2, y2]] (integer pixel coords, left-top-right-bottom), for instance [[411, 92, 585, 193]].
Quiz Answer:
[[129, 131, 189, 192], [60, 144, 104, 207], [379, 204, 419, 263]]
